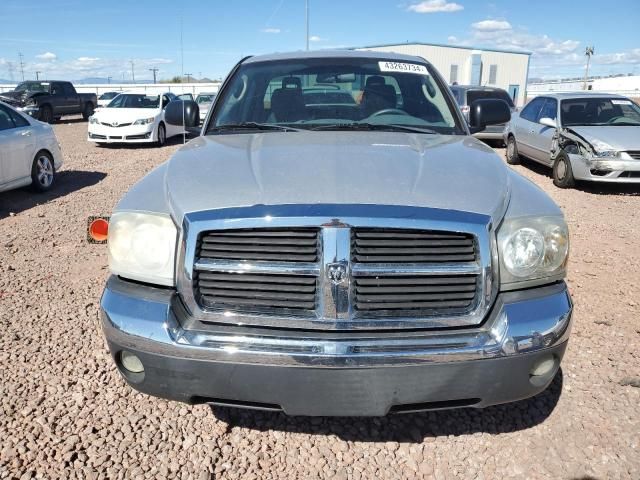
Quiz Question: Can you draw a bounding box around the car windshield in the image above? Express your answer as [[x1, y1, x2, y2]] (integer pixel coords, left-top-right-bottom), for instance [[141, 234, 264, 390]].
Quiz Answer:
[[99, 92, 119, 100], [15, 81, 48, 93], [207, 57, 463, 135], [197, 94, 215, 104], [106, 94, 160, 109], [561, 97, 640, 126], [467, 89, 515, 108]]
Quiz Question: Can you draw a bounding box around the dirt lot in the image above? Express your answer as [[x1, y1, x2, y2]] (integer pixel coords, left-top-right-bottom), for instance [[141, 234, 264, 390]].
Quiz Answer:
[[1, 121, 638, 480]]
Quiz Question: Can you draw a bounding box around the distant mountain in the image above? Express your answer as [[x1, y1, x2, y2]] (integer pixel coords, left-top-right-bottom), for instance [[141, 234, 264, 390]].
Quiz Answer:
[[0, 79, 15, 85]]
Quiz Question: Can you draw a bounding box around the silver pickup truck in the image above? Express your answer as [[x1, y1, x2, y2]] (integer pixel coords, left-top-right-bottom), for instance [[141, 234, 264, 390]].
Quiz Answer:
[[100, 50, 573, 416]]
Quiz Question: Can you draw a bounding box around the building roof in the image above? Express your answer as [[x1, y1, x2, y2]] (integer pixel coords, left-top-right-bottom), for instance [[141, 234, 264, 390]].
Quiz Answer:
[[354, 41, 532, 56], [244, 49, 427, 64]]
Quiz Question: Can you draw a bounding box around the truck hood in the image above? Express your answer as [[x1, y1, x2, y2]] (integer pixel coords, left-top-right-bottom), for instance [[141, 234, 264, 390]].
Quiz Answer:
[[164, 131, 511, 222], [93, 107, 161, 123], [568, 126, 640, 151]]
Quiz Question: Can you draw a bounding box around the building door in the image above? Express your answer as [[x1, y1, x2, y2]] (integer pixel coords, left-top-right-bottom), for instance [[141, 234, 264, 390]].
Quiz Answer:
[[508, 84, 520, 105]]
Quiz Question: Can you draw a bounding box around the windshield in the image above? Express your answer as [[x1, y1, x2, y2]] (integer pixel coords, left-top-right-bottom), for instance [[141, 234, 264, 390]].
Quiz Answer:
[[15, 81, 48, 93], [561, 98, 640, 126], [467, 89, 515, 108], [99, 92, 119, 100], [197, 94, 215, 104], [106, 94, 160, 109], [207, 57, 463, 135]]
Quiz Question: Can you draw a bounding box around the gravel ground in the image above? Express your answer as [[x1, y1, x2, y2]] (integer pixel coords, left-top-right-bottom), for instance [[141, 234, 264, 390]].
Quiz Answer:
[[0, 121, 638, 480]]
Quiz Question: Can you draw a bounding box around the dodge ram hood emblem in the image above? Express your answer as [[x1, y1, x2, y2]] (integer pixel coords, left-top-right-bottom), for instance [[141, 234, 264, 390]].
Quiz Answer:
[[326, 262, 348, 285]]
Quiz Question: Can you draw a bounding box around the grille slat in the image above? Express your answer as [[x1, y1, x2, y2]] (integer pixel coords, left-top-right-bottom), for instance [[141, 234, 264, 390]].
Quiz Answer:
[[352, 227, 479, 316], [198, 228, 319, 263], [352, 228, 476, 264], [626, 151, 640, 160]]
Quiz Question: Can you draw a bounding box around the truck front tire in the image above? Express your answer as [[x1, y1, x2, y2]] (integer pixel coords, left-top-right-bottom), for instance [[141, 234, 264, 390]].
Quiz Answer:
[[39, 105, 53, 124], [82, 103, 94, 120]]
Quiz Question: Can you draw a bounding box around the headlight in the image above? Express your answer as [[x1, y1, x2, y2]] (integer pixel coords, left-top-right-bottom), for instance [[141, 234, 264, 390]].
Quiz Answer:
[[133, 117, 155, 125], [497, 216, 569, 288], [107, 212, 178, 286], [89, 116, 99, 124], [590, 139, 619, 158]]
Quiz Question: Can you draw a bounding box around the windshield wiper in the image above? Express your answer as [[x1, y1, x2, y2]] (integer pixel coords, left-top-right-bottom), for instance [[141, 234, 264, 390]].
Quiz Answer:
[[310, 123, 438, 134], [209, 122, 302, 133]]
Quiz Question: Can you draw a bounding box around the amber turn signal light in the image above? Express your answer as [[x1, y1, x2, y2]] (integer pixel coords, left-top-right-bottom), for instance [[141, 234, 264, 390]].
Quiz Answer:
[[87, 216, 110, 244]]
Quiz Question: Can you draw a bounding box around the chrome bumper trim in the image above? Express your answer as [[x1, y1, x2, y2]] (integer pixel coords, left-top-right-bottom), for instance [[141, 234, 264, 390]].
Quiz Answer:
[[101, 277, 572, 368]]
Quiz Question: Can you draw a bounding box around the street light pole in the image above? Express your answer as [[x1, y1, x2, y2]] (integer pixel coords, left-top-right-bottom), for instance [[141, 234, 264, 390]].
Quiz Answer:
[[305, 0, 309, 51], [583, 46, 594, 90], [35, 71, 42, 81]]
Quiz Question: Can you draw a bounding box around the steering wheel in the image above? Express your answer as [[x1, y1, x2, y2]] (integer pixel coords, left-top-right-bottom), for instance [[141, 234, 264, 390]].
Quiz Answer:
[[368, 108, 409, 118]]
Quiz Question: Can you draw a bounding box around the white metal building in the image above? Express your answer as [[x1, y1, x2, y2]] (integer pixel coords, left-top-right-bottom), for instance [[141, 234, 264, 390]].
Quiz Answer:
[[356, 42, 531, 106]]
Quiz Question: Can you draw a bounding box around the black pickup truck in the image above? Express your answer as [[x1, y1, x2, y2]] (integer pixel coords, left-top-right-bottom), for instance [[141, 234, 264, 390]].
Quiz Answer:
[[0, 80, 97, 123]]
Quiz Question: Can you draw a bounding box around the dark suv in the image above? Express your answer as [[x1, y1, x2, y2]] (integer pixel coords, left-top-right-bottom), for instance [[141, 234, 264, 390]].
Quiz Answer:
[[450, 85, 516, 143]]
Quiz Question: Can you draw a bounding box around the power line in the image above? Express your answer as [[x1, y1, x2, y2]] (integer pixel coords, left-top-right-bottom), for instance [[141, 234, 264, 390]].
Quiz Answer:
[[149, 68, 159, 84]]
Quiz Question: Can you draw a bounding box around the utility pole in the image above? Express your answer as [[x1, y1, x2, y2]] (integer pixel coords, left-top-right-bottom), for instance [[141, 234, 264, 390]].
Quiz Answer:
[[184, 73, 192, 83], [35, 71, 42, 80], [130, 59, 136, 83], [18, 52, 25, 81], [107, 76, 112, 84], [583, 46, 594, 90], [149, 68, 159, 84], [305, 0, 309, 51]]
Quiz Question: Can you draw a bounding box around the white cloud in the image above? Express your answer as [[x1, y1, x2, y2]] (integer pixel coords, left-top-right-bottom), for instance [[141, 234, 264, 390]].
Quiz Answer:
[[309, 35, 324, 42], [471, 20, 512, 31], [17, 56, 174, 81], [36, 52, 57, 61], [447, 36, 458, 43], [260, 28, 281, 34], [407, 0, 463, 13]]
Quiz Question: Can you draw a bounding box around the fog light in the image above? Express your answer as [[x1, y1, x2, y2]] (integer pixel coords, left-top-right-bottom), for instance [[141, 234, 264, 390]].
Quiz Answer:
[[121, 351, 144, 373], [530, 355, 556, 377]]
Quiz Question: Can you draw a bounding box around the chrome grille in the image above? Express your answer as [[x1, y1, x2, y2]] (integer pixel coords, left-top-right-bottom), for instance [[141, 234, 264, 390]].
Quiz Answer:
[[351, 228, 476, 263], [181, 207, 493, 330], [196, 271, 317, 312], [626, 151, 640, 160], [198, 228, 319, 263]]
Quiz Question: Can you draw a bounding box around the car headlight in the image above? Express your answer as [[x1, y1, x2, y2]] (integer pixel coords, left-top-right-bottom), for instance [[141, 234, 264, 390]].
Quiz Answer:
[[89, 116, 99, 124], [497, 216, 569, 288], [590, 139, 619, 158], [107, 212, 178, 286], [133, 117, 155, 125]]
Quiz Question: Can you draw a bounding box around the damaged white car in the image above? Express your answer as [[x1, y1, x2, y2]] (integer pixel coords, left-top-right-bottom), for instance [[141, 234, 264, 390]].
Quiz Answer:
[[504, 93, 640, 188]]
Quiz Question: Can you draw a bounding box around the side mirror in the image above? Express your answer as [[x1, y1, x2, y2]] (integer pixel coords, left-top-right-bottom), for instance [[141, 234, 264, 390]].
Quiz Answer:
[[539, 117, 557, 129], [468, 99, 511, 133], [165, 100, 200, 128]]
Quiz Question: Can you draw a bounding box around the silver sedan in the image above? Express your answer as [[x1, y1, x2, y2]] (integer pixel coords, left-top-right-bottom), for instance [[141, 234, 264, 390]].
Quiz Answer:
[[0, 101, 63, 193], [504, 92, 640, 188]]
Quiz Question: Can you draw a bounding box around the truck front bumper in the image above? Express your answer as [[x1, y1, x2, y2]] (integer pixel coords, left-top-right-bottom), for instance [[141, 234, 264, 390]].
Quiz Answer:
[[100, 276, 573, 416]]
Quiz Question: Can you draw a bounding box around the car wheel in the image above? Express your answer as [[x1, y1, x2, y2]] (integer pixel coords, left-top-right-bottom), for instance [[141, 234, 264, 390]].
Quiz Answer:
[[82, 103, 94, 120], [39, 105, 53, 124], [156, 123, 166, 147], [552, 151, 576, 189], [31, 151, 56, 192], [506, 135, 520, 165]]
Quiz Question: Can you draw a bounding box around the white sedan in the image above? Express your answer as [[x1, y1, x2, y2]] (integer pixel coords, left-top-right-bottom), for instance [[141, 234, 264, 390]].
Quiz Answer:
[[87, 92, 183, 146], [0, 101, 63, 193]]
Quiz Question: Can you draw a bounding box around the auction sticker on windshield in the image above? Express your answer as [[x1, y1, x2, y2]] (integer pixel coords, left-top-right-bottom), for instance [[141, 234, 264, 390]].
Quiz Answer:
[[378, 61, 428, 75]]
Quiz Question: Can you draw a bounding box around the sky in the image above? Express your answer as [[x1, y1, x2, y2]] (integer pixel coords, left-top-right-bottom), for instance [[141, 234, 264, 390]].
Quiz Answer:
[[0, 0, 639, 83]]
